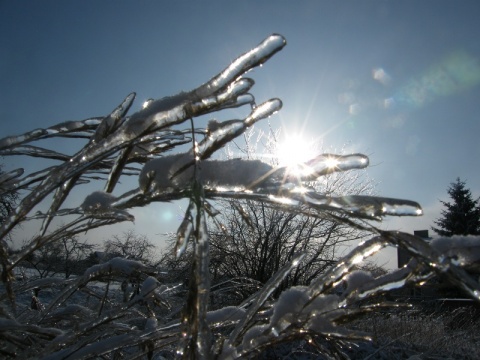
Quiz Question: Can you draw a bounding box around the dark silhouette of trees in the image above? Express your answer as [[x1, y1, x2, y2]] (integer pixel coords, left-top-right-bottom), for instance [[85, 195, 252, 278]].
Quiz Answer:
[[22, 235, 96, 278], [208, 200, 365, 292], [104, 230, 156, 264], [432, 178, 480, 236]]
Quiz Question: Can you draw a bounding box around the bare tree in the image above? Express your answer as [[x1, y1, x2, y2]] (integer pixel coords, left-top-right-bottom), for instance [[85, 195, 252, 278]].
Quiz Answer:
[[209, 201, 364, 293], [22, 240, 63, 279], [104, 230, 156, 264], [22, 235, 96, 278], [59, 235, 97, 278]]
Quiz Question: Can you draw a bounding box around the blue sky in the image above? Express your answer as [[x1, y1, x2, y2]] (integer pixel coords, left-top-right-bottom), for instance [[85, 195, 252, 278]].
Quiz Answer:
[[2, 1, 480, 265]]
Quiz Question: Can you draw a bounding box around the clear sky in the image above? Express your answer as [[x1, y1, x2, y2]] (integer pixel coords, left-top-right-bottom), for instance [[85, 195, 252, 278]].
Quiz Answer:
[[2, 1, 480, 266]]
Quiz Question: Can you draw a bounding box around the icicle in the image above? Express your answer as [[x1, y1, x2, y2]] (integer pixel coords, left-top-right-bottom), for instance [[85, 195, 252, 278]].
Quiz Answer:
[[194, 202, 212, 358], [175, 203, 194, 258], [179, 176, 212, 358], [104, 146, 133, 193]]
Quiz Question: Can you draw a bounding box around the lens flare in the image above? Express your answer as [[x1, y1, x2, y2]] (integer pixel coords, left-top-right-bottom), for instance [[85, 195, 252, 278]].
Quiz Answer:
[[392, 50, 480, 109]]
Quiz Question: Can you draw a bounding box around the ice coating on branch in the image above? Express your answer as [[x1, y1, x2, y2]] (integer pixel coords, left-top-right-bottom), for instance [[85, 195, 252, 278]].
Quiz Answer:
[[139, 154, 274, 192], [239, 288, 355, 353], [196, 34, 286, 97], [284, 153, 369, 180], [176, 204, 194, 257], [431, 236, 480, 271], [245, 98, 282, 124], [300, 194, 423, 218]]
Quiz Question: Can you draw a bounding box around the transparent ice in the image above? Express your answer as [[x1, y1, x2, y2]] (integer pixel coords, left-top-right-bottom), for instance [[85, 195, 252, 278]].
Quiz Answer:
[[0, 33, 478, 359]]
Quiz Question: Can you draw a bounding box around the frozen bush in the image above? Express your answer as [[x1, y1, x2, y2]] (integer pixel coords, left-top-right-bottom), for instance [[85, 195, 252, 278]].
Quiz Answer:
[[0, 34, 478, 360]]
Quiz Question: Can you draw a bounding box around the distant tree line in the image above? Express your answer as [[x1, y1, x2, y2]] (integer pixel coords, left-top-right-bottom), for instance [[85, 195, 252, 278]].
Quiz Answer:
[[17, 230, 156, 279]]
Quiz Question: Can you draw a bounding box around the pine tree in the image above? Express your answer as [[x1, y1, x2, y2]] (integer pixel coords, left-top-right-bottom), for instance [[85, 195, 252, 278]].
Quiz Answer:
[[432, 178, 480, 236]]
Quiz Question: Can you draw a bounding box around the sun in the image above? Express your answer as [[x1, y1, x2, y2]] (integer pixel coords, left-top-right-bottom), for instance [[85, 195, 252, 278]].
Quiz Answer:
[[275, 134, 316, 169]]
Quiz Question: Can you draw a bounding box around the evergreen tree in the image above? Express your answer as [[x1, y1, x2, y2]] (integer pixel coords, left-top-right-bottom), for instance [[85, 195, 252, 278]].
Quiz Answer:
[[432, 178, 480, 236]]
